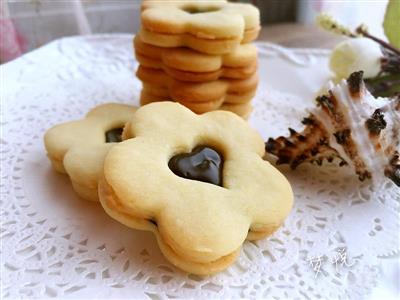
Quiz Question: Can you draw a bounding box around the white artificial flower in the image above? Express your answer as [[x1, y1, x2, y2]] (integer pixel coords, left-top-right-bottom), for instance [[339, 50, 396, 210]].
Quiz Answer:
[[329, 38, 382, 79]]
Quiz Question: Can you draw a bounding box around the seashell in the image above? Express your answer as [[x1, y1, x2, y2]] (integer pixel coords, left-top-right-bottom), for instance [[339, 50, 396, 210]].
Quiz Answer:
[[266, 71, 400, 187]]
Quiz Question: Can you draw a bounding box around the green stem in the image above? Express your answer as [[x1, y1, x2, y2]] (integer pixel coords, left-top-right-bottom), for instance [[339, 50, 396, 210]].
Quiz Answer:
[[357, 26, 400, 56], [377, 83, 400, 97], [366, 73, 400, 85], [366, 77, 400, 97]]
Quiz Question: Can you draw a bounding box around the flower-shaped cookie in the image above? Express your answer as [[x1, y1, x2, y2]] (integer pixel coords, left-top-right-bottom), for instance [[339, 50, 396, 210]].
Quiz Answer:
[[44, 103, 137, 201], [140, 0, 260, 54], [99, 102, 293, 274], [136, 65, 258, 114]]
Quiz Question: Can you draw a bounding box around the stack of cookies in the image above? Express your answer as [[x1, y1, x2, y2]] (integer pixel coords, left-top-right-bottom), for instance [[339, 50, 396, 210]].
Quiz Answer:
[[134, 0, 260, 119]]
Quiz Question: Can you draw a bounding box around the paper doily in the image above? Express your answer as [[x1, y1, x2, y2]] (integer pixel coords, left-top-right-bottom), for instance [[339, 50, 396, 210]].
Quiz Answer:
[[1, 35, 399, 299]]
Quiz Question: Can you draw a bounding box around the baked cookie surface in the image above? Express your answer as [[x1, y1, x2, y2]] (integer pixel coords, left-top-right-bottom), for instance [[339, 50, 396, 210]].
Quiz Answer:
[[99, 102, 293, 274], [139, 0, 260, 54], [136, 65, 258, 114], [44, 103, 137, 201], [134, 35, 258, 82]]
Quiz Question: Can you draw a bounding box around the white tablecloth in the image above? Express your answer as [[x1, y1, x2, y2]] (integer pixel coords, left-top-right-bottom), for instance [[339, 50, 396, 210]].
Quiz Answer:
[[1, 35, 399, 299]]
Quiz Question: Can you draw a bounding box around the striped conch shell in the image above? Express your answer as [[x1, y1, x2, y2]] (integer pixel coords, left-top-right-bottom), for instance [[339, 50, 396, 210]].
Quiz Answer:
[[266, 71, 399, 187]]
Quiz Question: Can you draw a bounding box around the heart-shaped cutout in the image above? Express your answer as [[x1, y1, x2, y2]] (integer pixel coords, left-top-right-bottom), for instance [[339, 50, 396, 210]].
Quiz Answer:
[[168, 146, 223, 186], [105, 127, 123, 143]]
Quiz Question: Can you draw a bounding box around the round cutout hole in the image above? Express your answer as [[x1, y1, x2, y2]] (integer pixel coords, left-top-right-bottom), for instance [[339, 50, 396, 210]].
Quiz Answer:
[[182, 6, 221, 14]]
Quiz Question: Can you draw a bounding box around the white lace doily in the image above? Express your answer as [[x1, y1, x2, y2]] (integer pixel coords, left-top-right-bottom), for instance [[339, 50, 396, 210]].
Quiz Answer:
[[1, 35, 399, 299]]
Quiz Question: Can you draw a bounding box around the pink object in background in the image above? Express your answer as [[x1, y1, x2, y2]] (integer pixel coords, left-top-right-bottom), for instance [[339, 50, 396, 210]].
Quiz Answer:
[[0, 4, 25, 63], [0, 18, 25, 63]]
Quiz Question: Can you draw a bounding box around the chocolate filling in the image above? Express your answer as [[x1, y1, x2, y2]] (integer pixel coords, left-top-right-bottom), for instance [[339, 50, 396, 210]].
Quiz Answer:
[[168, 146, 223, 186], [182, 6, 221, 14], [105, 128, 123, 143], [148, 219, 158, 227]]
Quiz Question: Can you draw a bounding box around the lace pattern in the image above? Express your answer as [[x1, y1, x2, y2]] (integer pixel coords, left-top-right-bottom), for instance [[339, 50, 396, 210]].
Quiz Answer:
[[1, 35, 399, 299]]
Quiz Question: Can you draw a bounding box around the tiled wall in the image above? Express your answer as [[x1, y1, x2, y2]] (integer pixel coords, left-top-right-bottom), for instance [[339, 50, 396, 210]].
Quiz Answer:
[[7, 0, 141, 51]]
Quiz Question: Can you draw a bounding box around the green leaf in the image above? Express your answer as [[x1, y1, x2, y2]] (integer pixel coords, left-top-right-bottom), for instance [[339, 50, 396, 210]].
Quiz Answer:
[[383, 0, 400, 48]]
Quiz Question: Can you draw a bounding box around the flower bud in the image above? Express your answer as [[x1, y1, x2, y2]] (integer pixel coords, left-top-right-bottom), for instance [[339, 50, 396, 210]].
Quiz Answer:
[[330, 38, 382, 79]]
